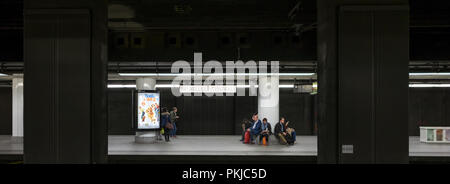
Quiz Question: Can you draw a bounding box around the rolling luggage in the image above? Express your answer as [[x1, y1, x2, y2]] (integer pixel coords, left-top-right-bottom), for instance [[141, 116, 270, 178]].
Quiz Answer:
[[244, 131, 250, 144]]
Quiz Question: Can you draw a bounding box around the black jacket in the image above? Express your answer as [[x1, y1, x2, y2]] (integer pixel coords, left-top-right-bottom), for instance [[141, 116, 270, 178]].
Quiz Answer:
[[274, 122, 286, 135], [244, 122, 252, 130]]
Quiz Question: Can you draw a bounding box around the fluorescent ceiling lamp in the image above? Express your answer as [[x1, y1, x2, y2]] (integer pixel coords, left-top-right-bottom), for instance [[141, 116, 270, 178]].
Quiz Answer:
[[118, 73, 315, 77], [110, 83, 450, 89], [119, 73, 158, 77], [235, 73, 315, 76], [409, 84, 450, 88], [278, 73, 315, 76], [158, 73, 191, 77], [108, 84, 297, 89], [0, 73, 7, 76], [279, 84, 295, 88], [107, 84, 181, 88], [155, 84, 180, 88], [409, 72, 450, 76], [108, 84, 136, 88]]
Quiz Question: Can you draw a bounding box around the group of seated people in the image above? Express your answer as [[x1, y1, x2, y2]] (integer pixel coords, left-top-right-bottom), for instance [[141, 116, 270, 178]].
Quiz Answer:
[[239, 113, 297, 146]]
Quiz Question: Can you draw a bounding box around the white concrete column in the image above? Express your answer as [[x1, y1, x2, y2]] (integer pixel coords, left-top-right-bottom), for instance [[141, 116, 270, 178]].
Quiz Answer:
[[136, 77, 156, 90], [258, 75, 279, 132], [135, 77, 157, 143], [12, 77, 24, 137]]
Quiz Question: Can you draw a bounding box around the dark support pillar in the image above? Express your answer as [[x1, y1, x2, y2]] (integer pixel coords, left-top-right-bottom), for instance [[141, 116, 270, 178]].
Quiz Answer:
[[317, 0, 339, 164], [317, 0, 409, 163], [24, 0, 107, 163]]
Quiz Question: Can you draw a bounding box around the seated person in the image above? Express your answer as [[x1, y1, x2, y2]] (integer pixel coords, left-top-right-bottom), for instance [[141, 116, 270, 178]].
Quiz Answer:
[[240, 119, 252, 142], [247, 113, 262, 144], [285, 121, 297, 144], [274, 117, 288, 145], [285, 127, 296, 145], [259, 118, 272, 145]]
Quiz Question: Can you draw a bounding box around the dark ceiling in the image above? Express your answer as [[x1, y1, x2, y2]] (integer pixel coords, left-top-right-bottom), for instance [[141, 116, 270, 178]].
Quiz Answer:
[[1, 0, 449, 30], [0, 0, 449, 72], [108, 0, 315, 29]]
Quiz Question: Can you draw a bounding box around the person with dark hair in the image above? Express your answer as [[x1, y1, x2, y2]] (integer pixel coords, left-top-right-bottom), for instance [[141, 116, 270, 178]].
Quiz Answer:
[[246, 113, 262, 144], [274, 117, 288, 145], [170, 107, 179, 138], [161, 107, 172, 142], [239, 119, 252, 142], [259, 118, 272, 145], [274, 117, 297, 145]]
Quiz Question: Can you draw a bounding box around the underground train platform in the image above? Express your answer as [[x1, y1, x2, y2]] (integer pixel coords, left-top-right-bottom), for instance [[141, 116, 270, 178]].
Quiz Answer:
[[1, 0, 450, 171]]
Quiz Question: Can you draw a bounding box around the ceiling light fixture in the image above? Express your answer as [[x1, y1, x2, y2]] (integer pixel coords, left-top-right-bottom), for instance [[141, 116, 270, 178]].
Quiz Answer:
[[409, 72, 450, 76], [107, 84, 297, 89], [409, 84, 450, 88], [118, 73, 316, 77]]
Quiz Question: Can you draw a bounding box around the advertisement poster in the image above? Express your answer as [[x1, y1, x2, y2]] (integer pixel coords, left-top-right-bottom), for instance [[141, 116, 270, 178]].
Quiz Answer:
[[446, 129, 450, 141], [137, 92, 160, 129], [427, 129, 435, 141], [436, 129, 443, 141]]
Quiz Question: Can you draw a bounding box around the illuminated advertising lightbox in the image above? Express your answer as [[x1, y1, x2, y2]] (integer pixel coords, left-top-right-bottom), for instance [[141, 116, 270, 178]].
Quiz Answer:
[[136, 91, 160, 130]]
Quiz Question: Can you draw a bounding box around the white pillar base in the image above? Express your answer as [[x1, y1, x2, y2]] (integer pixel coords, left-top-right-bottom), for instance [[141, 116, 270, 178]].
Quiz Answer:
[[135, 131, 158, 144]]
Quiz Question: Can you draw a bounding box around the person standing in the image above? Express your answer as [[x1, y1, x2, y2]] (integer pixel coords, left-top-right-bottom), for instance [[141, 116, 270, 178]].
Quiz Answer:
[[170, 107, 179, 138], [160, 108, 172, 142]]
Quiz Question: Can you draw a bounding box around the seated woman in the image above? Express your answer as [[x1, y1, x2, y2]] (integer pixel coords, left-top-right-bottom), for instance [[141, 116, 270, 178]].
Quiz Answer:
[[259, 118, 272, 145]]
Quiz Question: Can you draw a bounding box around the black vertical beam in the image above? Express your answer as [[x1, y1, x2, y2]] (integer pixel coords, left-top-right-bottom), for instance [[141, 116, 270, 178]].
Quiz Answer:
[[89, 0, 108, 164], [373, 8, 409, 163], [338, 7, 375, 163], [317, 0, 409, 164], [317, 0, 339, 164], [24, 0, 107, 164]]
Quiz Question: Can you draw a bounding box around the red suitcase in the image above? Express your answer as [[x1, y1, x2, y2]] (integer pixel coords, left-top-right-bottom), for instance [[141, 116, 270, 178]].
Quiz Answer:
[[244, 131, 250, 144]]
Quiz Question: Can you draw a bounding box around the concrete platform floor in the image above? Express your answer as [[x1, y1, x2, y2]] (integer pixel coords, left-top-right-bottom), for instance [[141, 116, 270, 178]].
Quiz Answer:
[[0, 136, 23, 155], [1, 135, 450, 157], [409, 136, 450, 157], [109, 135, 317, 156]]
